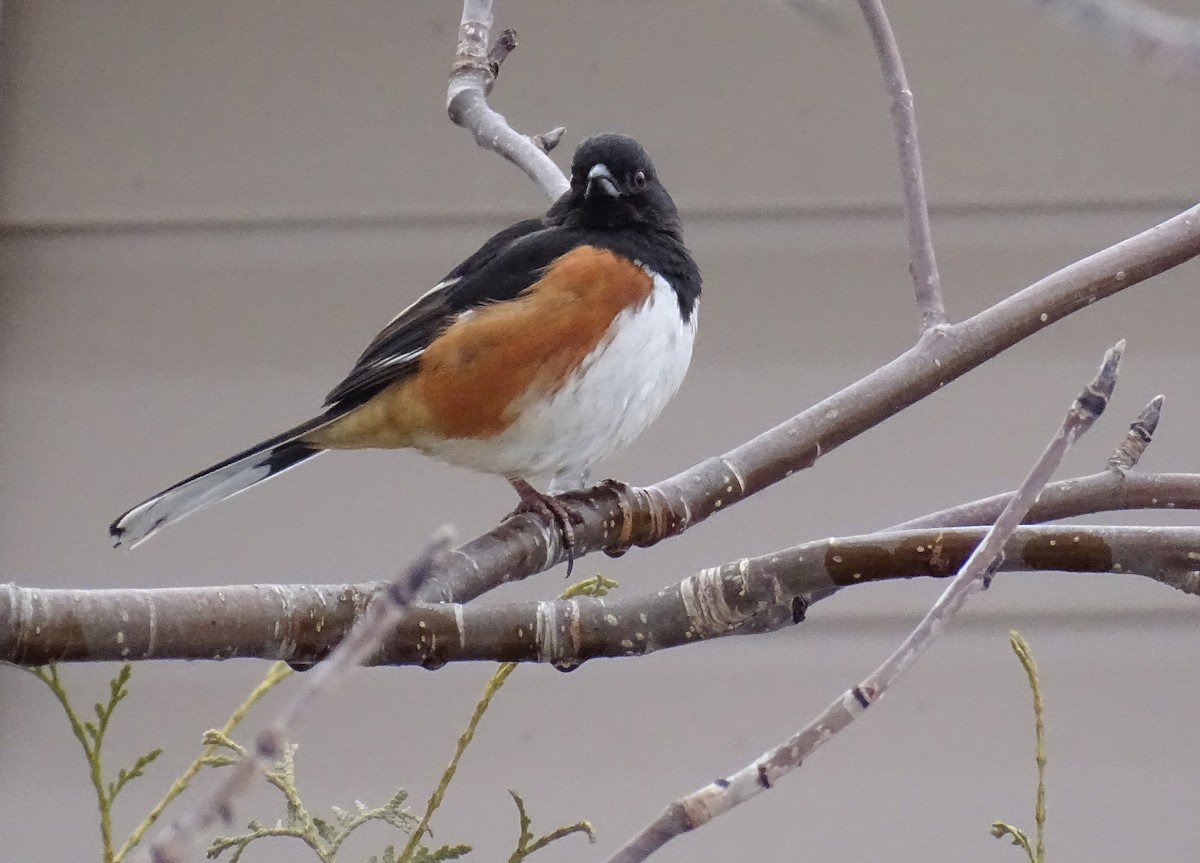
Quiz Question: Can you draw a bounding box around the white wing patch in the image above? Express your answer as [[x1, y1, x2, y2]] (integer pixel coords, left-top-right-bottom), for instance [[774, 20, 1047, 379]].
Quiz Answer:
[[345, 277, 467, 389], [382, 276, 461, 330], [363, 349, 424, 372]]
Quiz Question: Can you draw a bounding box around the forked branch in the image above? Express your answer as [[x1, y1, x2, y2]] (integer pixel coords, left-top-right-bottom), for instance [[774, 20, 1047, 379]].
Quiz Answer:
[[447, 0, 568, 200]]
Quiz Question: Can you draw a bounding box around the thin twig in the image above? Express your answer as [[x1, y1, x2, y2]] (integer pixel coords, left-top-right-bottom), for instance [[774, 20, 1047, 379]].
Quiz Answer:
[[855, 0, 946, 330], [1015, 632, 1047, 862], [604, 343, 1123, 863], [139, 530, 452, 863], [891, 469, 1195, 531], [798, 391, 1168, 611], [446, 0, 569, 200]]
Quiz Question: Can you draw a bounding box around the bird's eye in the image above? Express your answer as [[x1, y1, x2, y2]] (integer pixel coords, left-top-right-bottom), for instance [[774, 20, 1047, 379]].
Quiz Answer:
[[630, 170, 647, 191]]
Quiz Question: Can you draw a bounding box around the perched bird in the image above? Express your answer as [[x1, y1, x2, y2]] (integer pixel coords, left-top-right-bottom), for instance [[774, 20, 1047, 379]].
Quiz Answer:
[[110, 134, 701, 565]]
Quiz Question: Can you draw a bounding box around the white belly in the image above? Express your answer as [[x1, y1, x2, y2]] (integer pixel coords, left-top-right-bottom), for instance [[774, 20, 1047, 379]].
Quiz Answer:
[[416, 271, 696, 485]]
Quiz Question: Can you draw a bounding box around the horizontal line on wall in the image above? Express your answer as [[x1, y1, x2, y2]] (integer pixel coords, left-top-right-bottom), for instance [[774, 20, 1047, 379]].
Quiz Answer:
[[0, 196, 1193, 238]]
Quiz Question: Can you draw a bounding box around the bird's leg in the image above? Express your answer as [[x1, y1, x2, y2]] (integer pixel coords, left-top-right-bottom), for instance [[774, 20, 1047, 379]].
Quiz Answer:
[[507, 477, 585, 576]]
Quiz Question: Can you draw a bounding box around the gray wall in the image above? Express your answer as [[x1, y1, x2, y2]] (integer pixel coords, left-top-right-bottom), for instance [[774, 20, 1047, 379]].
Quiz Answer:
[[2, 2, 1198, 861]]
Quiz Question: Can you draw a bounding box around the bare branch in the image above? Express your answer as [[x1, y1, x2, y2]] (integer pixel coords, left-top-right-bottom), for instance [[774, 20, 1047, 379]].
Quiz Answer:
[[855, 0, 946, 330], [446, 1, 569, 200], [10, 523, 1200, 666], [1035, 0, 1200, 77], [604, 343, 1122, 863], [139, 530, 452, 863]]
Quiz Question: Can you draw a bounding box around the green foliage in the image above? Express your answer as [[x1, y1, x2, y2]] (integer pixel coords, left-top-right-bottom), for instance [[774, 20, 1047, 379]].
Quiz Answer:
[[990, 630, 1048, 863], [204, 657, 594, 863], [26, 660, 293, 862], [506, 790, 595, 863], [118, 661, 294, 859], [560, 574, 619, 600], [26, 663, 163, 863], [205, 738, 469, 863], [32, 576, 614, 863], [398, 573, 612, 863]]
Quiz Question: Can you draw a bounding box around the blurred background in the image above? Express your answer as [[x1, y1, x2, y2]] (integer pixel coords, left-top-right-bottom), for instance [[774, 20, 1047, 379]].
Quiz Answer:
[[2, 1, 1199, 860]]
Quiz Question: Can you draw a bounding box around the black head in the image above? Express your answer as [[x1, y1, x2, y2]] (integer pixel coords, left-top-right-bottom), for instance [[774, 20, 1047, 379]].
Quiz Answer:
[[547, 133, 681, 234]]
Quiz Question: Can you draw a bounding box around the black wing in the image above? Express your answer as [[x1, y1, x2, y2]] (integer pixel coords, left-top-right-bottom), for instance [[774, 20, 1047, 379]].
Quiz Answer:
[[324, 219, 586, 408]]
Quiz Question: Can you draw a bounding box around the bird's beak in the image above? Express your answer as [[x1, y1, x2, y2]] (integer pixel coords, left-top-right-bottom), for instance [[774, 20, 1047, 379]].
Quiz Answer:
[[586, 163, 621, 199]]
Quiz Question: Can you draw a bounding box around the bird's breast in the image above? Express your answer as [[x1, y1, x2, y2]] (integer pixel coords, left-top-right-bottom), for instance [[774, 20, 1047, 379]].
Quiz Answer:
[[414, 267, 697, 480]]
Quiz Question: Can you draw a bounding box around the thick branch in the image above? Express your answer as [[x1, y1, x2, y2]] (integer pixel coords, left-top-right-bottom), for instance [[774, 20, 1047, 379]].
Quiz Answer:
[[856, 0, 946, 330], [446, 0, 569, 200], [6, 524, 1198, 668], [604, 343, 1122, 863]]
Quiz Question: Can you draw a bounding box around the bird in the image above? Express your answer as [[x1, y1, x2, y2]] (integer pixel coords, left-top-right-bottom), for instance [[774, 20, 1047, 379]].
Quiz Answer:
[[109, 133, 702, 569]]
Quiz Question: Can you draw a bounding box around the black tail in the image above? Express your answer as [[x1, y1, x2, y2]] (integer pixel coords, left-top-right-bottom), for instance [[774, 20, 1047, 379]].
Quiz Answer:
[[109, 414, 338, 547]]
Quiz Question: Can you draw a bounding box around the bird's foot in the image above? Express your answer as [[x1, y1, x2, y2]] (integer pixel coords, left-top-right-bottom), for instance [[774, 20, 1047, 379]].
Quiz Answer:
[[508, 478, 586, 577]]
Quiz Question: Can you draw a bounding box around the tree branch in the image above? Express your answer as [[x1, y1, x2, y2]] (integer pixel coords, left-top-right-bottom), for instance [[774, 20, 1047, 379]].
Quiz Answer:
[[855, 0, 946, 330], [603, 343, 1124, 863], [780, 392, 1173, 619], [8, 520, 1199, 668], [446, 0, 569, 200]]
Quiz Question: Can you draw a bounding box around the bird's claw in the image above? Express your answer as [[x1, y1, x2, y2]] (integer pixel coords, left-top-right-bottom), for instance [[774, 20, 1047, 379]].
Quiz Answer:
[[508, 479, 585, 576]]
